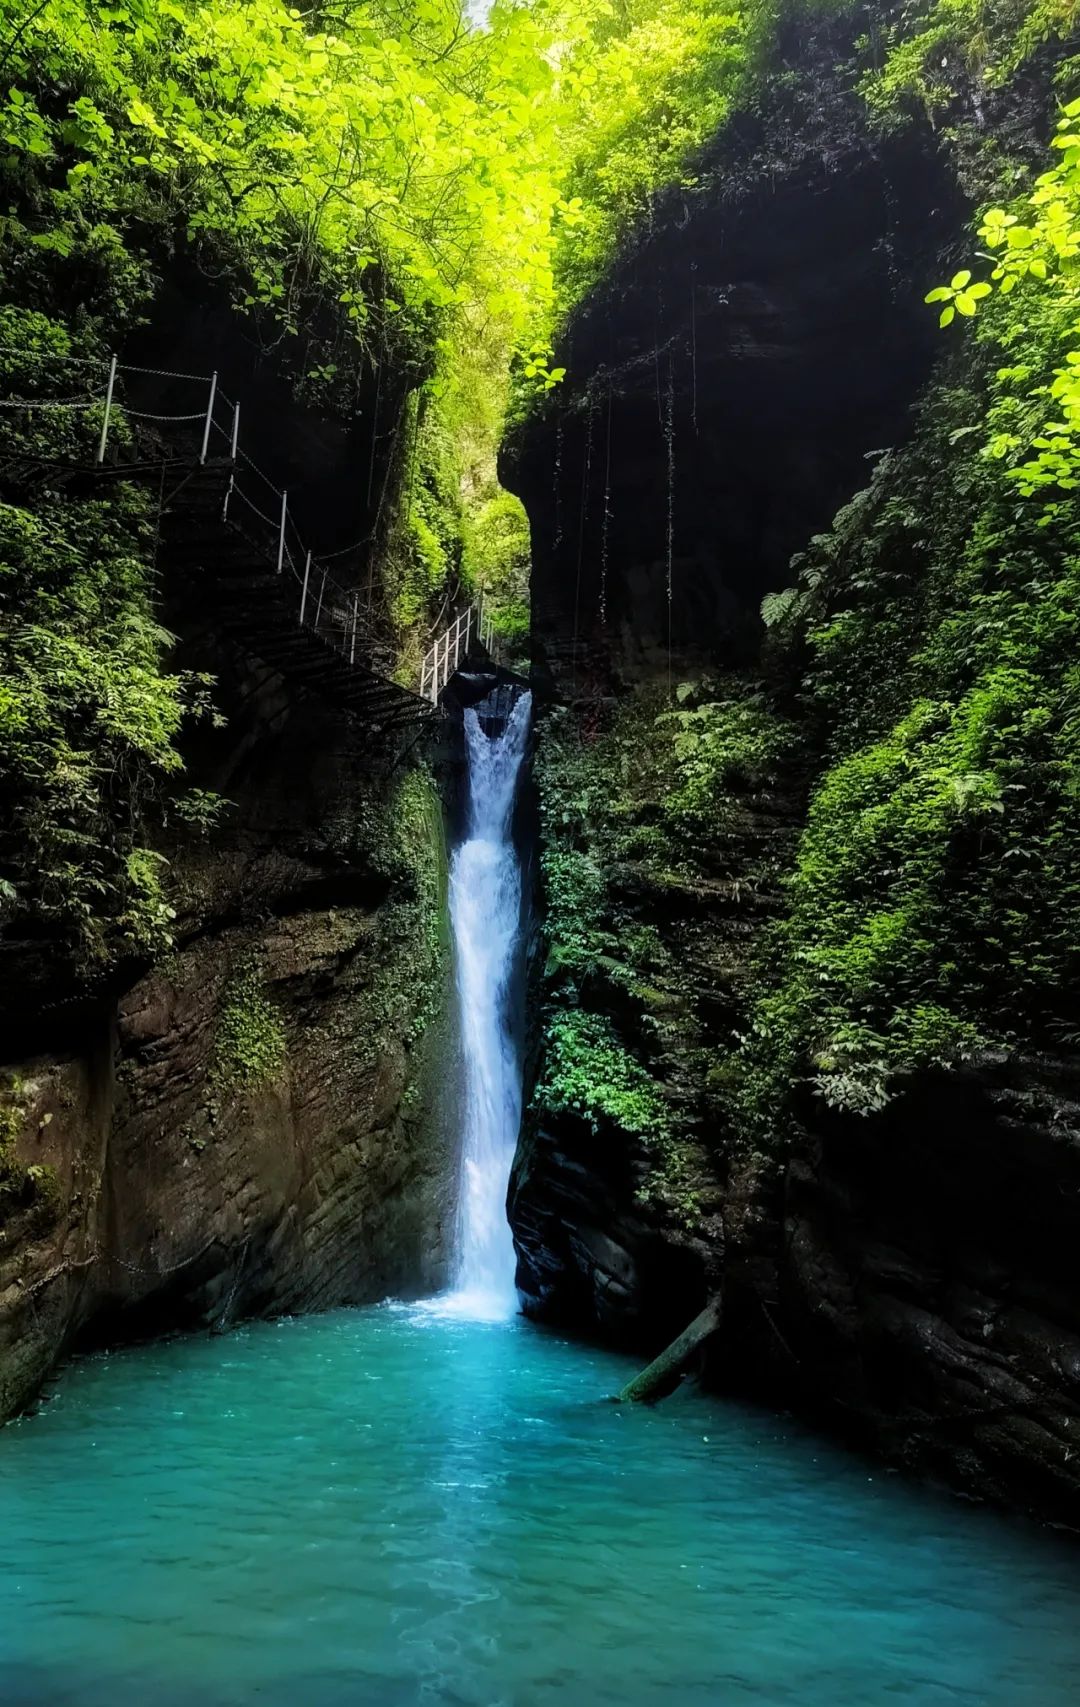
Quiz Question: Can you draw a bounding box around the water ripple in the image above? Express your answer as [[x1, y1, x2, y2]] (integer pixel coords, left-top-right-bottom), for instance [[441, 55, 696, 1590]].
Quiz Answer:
[[1, 1306, 1079, 1705]]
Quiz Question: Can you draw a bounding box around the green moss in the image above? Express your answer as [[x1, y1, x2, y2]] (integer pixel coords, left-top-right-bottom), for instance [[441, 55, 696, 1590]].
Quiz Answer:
[[351, 765, 449, 1072], [211, 958, 286, 1093], [536, 685, 798, 991], [652, 694, 795, 856], [0, 1080, 24, 1202], [532, 1008, 713, 1226]]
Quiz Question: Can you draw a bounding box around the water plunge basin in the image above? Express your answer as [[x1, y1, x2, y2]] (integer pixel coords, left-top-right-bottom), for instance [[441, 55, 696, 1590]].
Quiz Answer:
[[2, 1304, 1080, 1706]]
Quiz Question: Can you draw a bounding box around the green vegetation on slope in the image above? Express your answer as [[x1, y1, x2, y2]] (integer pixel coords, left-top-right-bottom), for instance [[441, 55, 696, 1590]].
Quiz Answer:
[[5, 0, 1080, 1086], [0, 0, 806, 962], [211, 956, 286, 1091], [527, 0, 1080, 1168], [0, 288, 218, 963], [864, 0, 1079, 124], [740, 100, 1080, 1128], [532, 686, 799, 1220]]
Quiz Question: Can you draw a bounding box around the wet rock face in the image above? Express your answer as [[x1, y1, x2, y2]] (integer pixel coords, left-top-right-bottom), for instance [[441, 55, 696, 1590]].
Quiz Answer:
[[0, 638, 455, 1422], [510, 1113, 708, 1349], [773, 1057, 1080, 1526], [507, 128, 963, 691]]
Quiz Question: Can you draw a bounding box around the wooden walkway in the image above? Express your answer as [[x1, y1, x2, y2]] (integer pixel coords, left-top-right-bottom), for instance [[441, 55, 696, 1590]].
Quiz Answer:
[[161, 462, 436, 731], [0, 351, 509, 729]]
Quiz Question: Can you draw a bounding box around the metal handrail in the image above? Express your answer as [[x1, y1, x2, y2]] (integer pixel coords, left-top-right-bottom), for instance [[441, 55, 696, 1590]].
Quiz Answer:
[[419, 592, 499, 704], [0, 350, 422, 698], [3, 351, 508, 706]]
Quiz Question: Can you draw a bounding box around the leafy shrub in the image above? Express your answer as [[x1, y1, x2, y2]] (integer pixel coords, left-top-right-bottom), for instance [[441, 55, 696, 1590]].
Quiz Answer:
[[533, 1009, 672, 1140]]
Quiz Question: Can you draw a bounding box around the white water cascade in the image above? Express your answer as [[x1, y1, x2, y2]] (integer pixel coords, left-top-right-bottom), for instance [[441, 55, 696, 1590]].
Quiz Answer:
[[446, 690, 532, 1320]]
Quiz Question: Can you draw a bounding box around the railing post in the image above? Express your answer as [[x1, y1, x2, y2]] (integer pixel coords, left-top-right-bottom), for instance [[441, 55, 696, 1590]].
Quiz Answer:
[[277, 490, 287, 575], [222, 472, 234, 522], [200, 370, 218, 465], [350, 593, 358, 666], [96, 353, 117, 464], [299, 551, 311, 626], [315, 571, 327, 630], [230, 401, 240, 461]]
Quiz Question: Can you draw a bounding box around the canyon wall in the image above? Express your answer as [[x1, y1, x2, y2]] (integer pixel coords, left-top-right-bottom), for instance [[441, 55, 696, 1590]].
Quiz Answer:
[[0, 532, 457, 1424], [505, 33, 1080, 1527]]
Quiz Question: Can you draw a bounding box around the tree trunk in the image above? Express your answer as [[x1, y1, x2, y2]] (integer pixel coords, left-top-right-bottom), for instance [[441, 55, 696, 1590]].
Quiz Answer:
[[614, 1295, 723, 1404]]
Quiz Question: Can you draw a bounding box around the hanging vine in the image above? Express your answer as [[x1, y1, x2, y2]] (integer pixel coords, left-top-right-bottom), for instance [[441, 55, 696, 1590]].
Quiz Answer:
[[665, 354, 676, 700], [553, 414, 565, 552], [600, 387, 613, 633], [689, 259, 699, 436], [572, 393, 596, 695]]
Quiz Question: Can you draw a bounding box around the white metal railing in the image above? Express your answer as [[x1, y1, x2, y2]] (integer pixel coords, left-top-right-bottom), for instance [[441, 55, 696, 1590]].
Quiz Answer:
[[0, 348, 408, 689], [419, 594, 497, 704]]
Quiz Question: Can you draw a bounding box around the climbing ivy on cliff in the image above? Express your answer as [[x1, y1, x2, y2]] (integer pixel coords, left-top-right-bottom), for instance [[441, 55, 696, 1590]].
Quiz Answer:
[[743, 102, 1080, 1126], [864, 0, 1079, 124], [531, 687, 799, 1224], [522, 0, 1080, 1163]]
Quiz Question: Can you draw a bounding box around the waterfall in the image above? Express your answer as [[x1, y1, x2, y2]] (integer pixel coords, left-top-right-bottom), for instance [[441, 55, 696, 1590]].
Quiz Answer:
[[447, 689, 532, 1319]]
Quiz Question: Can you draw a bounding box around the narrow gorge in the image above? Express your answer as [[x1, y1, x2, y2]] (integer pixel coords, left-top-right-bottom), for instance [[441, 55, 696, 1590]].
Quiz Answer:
[[3, 0, 1080, 1701]]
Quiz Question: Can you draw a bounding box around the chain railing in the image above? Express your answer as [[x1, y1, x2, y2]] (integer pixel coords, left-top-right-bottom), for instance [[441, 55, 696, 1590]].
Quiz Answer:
[[420, 593, 497, 704], [1, 349, 406, 691]]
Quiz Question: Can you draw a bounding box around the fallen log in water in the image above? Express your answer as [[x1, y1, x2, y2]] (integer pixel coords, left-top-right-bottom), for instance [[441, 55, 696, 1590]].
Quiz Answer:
[[614, 1296, 723, 1404]]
